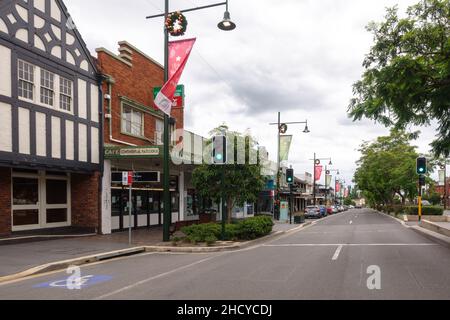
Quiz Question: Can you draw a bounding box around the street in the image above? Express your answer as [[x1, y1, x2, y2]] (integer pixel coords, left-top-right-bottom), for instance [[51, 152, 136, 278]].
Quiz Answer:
[[1, 209, 449, 300]]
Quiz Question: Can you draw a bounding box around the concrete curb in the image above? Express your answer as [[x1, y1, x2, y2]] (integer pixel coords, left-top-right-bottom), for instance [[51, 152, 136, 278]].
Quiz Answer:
[[377, 210, 450, 248], [0, 247, 146, 284], [420, 220, 450, 237], [0, 222, 312, 284], [410, 225, 450, 249]]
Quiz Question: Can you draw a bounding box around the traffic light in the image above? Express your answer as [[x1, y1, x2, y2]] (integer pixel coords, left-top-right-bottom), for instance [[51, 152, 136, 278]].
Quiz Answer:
[[212, 136, 227, 165], [419, 175, 426, 187], [416, 157, 427, 175], [286, 168, 294, 184]]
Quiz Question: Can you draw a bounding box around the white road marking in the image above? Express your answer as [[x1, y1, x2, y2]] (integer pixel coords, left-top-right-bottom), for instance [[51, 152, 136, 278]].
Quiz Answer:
[[93, 254, 225, 300], [332, 245, 343, 261], [350, 221, 353, 225], [263, 243, 438, 247]]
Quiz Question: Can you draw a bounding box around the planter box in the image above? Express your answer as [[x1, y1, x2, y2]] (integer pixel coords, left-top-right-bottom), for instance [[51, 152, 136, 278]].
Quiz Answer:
[[294, 216, 305, 224], [405, 215, 449, 222]]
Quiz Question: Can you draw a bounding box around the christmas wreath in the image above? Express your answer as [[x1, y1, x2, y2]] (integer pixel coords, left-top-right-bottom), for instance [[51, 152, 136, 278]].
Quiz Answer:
[[165, 11, 187, 37]]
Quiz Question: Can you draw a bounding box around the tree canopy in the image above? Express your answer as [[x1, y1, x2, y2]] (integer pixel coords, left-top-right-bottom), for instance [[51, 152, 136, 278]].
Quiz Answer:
[[348, 0, 450, 157], [354, 130, 421, 206], [192, 125, 265, 222]]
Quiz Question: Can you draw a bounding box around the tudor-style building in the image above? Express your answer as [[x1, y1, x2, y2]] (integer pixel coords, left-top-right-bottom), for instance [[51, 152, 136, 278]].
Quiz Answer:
[[0, 0, 102, 235]]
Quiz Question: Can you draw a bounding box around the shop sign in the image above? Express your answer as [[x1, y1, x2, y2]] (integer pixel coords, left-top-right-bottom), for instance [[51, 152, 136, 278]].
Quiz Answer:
[[105, 146, 161, 159]]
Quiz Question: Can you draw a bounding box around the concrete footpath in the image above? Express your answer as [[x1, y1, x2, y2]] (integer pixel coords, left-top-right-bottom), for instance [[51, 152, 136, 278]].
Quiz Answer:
[[0, 222, 309, 283]]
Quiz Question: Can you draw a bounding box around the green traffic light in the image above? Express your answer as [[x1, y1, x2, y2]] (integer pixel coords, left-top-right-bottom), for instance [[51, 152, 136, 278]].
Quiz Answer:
[[216, 154, 223, 161]]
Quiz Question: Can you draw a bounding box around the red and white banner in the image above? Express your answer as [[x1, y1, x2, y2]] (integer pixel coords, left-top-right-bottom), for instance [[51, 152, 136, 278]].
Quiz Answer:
[[335, 181, 341, 193], [344, 188, 349, 198], [154, 38, 196, 116], [315, 166, 323, 181]]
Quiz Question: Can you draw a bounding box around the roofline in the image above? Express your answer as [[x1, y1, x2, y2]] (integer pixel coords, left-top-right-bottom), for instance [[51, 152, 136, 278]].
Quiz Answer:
[[95, 47, 133, 67], [118, 41, 164, 69]]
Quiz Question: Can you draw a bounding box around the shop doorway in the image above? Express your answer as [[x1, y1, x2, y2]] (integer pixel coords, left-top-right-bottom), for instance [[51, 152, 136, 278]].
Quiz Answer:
[[11, 170, 71, 232]]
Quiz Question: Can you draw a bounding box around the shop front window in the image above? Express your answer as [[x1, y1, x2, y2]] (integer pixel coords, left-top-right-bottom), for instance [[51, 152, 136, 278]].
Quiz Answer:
[[13, 178, 38, 205], [46, 209, 67, 224], [46, 179, 67, 204], [13, 210, 39, 226]]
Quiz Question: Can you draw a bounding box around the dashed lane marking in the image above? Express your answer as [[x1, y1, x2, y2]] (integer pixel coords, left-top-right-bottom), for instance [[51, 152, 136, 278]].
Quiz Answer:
[[332, 245, 343, 261]]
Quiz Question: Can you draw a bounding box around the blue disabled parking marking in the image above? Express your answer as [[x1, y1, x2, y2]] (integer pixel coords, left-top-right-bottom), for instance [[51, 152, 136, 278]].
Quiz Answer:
[[33, 275, 113, 290]]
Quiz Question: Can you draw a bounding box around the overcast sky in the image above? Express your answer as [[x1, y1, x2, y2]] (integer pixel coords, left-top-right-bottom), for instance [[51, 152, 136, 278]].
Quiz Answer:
[[65, 0, 440, 186]]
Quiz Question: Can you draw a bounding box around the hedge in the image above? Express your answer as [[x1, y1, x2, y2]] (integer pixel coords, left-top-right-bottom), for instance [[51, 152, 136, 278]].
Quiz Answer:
[[180, 216, 274, 244], [403, 206, 444, 216]]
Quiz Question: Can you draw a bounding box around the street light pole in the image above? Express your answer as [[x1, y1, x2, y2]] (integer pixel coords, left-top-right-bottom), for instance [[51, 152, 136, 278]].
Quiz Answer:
[[310, 155, 332, 206], [147, 1, 236, 242], [270, 114, 309, 220], [162, 0, 171, 242]]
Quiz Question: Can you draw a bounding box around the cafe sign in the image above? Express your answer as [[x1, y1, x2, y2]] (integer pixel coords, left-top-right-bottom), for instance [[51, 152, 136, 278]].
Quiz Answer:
[[105, 146, 162, 159]]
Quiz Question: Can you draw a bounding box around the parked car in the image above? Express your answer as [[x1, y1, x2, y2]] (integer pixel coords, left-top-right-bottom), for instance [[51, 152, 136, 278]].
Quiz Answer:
[[331, 206, 339, 214], [421, 200, 432, 206], [305, 206, 321, 219], [327, 207, 333, 215]]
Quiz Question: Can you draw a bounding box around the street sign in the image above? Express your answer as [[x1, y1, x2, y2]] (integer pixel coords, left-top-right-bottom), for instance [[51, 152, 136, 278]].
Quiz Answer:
[[122, 172, 130, 186], [153, 85, 184, 108], [113, 172, 160, 184]]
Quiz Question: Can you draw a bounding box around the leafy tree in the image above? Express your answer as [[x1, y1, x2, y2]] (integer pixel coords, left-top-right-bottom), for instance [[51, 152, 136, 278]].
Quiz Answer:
[[192, 125, 265, 223], [354, 130, 420, 206], [348, 0, 450, 157]]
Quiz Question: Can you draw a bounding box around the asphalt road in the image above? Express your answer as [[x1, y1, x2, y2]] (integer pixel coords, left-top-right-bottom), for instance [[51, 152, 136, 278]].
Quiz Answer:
[[1, 209, 449, 300]]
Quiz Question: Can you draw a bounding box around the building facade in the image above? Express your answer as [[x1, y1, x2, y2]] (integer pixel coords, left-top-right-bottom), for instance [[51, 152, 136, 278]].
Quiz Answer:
[[96, 41, 198, 234], [0, 0, 102, 236]]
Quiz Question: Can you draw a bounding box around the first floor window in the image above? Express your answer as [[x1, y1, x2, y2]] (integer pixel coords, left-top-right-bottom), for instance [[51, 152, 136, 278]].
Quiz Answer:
[[59, 77, 73, 111], [18, 60, 34, 100], [122, 105, 144, 137], [40, 69, 54, 106], [155, 119, 164, 145]]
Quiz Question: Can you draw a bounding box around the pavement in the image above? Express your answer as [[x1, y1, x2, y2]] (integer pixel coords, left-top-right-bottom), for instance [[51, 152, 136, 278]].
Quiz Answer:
[[0, 222, 304, 280], [0, 209, 449, 300]]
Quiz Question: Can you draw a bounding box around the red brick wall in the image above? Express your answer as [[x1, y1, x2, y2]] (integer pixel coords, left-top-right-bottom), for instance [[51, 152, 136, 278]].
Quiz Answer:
[[96, 42, 184, 147], [0, 167, 11, 236], [71, 172, 100, 232]]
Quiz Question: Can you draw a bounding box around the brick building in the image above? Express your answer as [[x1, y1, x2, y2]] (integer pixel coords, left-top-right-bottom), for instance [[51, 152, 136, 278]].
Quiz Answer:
[[0, 0, 102, 236], [435, 178, 450, 208], [96, 41, 205, 234]]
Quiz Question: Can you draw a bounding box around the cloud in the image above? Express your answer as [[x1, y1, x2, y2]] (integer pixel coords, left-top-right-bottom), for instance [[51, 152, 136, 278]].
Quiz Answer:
[[65, 0, 437, 186]]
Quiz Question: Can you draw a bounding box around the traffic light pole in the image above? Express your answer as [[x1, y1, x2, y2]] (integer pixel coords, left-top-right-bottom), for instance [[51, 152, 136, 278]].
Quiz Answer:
[[221, 167, 226, 240], [418, 175, 423, 222]]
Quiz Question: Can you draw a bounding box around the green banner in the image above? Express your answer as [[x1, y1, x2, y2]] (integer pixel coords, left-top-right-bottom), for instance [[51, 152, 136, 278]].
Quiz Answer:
[[279, 135, 293, 162], [326, 175, 332, 188], [439, 170, 445, 185]]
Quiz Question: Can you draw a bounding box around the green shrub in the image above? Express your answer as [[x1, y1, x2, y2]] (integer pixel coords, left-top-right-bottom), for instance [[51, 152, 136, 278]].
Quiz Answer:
[[238, 216, 274, 240], [180, 216, 274, 244], [404, 206, 444, 216], [181, 223, 221, 244]]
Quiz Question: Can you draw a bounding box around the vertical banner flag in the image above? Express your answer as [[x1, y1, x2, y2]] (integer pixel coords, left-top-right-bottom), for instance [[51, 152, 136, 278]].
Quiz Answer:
[[335, 181, 341, 193], [154, 38, 196, 116], [344, 188, 349, 198], [439, 170, 445, 185], [315, 166, 323, 181], [279, 135, 293, 161], [326, 175, 332, 188]]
